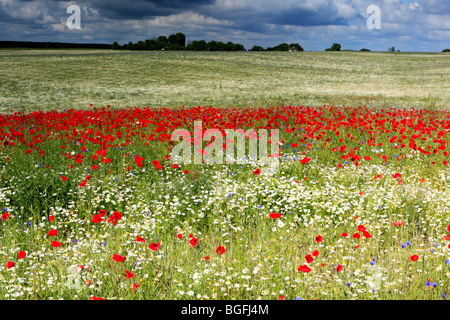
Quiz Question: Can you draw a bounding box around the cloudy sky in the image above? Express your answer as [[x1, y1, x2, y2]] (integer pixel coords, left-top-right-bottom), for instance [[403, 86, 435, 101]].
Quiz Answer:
[[0, 0, 449, 51]]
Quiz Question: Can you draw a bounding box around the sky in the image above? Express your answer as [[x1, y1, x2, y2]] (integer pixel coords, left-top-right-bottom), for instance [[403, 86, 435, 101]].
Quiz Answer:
[[0, 0, 449, 52]]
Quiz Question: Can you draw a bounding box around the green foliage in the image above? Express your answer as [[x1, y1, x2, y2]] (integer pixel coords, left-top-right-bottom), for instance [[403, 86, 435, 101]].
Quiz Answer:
[[325, 43, 341, 51]]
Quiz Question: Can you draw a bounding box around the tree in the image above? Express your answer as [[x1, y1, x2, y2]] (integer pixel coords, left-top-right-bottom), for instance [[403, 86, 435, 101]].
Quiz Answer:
[[360, 48, 371, 52], [442, 49, 450, 52], [251, 45, 264, 51], [168, 33, 186, 49], [289, 43, 304, 51], [125, 41, 133, 50], [144, 39, 157, 50], [112, 41, 121, 50], [326, 43, 341, 51]]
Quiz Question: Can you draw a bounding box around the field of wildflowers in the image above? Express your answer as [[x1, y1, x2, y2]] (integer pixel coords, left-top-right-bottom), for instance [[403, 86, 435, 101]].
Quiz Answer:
[[0, 104, 449, 300]]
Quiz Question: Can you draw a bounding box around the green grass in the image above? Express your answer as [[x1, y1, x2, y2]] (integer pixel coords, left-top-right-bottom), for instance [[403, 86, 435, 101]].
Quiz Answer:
[[0, 50, 448, 114]]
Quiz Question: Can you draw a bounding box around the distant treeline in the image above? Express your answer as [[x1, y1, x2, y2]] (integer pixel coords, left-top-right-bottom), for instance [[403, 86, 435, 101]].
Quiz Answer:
[[0, 41, 111, 49], [114, 33, 245, 51]]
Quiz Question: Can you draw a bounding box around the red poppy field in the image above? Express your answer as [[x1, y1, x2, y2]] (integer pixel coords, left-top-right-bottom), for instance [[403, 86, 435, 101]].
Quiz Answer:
[[0, 103, 449, 300]]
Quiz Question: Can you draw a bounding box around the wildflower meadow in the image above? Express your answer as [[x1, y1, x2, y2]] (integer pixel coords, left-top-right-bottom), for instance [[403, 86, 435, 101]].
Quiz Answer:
[[1, 103, 450, 301]]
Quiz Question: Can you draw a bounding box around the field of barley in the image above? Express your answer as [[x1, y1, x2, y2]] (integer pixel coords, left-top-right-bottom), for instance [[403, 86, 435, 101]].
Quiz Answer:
[[0, 49, 449, 300]]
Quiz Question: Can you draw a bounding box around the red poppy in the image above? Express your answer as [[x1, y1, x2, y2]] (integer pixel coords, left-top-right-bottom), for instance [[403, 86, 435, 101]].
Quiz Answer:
[[362, 230, 372, 238], [92, 165, 98, 170], [123, 270, 135, 279], [136, 236, 145, 242], [6, 261, 15, 269], [312, 250, 319, 257], [51, 241, 61, 248], [171, 164, 179, 169], [336, 265, 343, 272], [132, 283, 139, 290], [305, 254, 314, 264], [410, 255, 419, 262], [352, 232, 361, 239], [177, 234, 183, 239], [49, 215, 55, 222], [17, 251, 26, 259], [204, 256, 210, 260], [298, 264, 312, 273], [112, 254, 126, 262], [98, 210, 107, 216], [152, 160, 160, 166], [447, 224, 450, 233], [48, 229, 58, 237], [341, 232, 349, 237], [253, 168, 260, 175], [315, 235, 323, 243], [91, 214, 104, 224], [269, 212, 282, 219], [90, 297, 105, 300], [189, 237, 198, 247], [357, 225, 366, 232], [216, 246, 225, 255], [149, 242, 161, 251], [300, 157, 311, 164], [1, 212, 10, 220]]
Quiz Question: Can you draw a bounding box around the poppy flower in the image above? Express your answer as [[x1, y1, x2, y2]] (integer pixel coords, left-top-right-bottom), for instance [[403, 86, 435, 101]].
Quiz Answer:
[[136, 236, 145, 242], [51, 241, 61, 248], [149, 242, 161, 251], [253, 168, 260, 175], [177, 234, 183, 239], [410, 255, 419, 262], [204, 256, 210, 260], [269, 212, 282, 219], [6, 261, 15, 269], [362, 231, 372, 238], [90, 297, 105, 300], [315, 235, 323, 243], [91, 215, 104, 224], [112, 254, 126, 263], [189, 237, 198, 247], [352, 232, 361, 239], [447, 224, 450, 233], [298, 264, 312, 273], [98, 210, 107, 217], [300, 157, 311, 164], [357, 225, 366, 232], [132, 284, 139, 290], [49, 215, 55, 222], [336, 265, 343, 272], [17, 251, 26, 259], [48, 229, 58, 237], [305, 254, 314, 264], [216, 246, 225, 255], [312, 250, 319, 257], [123, 270, 135, 279], [171, 164, 179, 169], [341, 232, 349, 237], [1, 212, 10, 220]]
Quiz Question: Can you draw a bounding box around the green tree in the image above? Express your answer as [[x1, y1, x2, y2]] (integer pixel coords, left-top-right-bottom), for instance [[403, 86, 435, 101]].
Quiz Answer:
[[325, 43, 341, 51], [168, 33, 186, 49], [251, 45, 264, 51], [443, 49, 450, 52], [288, 43, 303, 51], [112, 41, 121, 50]]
